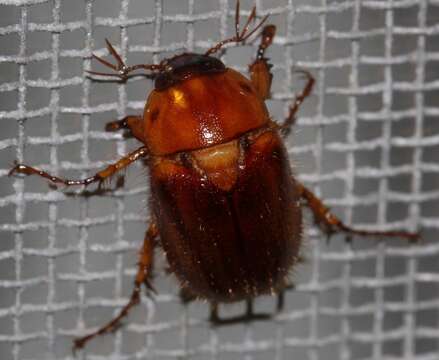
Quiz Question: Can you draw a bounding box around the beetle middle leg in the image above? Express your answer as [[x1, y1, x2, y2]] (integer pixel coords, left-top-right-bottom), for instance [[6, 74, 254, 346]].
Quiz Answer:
[[9, 146, 148, 189], [297, 182, 420, 242], [73, 221, 158, 351]]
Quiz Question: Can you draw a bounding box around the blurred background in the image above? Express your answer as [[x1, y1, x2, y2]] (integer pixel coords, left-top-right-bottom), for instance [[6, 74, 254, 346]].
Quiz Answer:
[[1, 0, 439, 359]]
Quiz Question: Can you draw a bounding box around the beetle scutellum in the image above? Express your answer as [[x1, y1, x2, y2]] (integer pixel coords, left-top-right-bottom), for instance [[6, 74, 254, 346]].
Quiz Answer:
[[9, 1, 419, 351]]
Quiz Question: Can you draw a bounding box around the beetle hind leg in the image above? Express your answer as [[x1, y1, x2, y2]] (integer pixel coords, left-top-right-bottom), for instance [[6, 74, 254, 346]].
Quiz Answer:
[[73, 222, 158, 352], [276, 283, 296, 312], [178, 287, 198, 304], [209, 300, 272, 326]]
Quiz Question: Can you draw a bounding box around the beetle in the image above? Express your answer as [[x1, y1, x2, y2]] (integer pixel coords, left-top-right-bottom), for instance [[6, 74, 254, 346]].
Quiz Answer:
[[9, 1, 419, 351]]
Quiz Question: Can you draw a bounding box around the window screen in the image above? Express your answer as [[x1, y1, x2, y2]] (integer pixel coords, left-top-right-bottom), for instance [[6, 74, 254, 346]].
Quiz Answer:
[[1, 0, 439, 359]]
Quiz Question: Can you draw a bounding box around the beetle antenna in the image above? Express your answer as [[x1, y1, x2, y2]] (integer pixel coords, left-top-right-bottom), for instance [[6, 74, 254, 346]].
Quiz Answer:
[[205, 0, 269, 56], [88, 39, 164, 80]]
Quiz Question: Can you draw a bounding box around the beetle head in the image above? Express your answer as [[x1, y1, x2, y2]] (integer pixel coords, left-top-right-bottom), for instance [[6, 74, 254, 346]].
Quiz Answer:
[[154, 53, 226, 91]]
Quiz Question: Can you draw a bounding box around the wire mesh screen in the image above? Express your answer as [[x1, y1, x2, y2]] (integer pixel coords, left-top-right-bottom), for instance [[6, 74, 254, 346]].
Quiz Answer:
[[1, 0, 439, 359]]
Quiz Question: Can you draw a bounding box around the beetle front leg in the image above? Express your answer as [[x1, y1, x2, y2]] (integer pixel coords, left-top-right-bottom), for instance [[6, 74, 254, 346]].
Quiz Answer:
[[88, 39, 164, 80], [73, 221, 158, 351], [105, 115, 145, 142], [297, 182, 420, 242], [249, 25, 314, 135], [249, 25, 276, 100], [9, 146, 148, 189]]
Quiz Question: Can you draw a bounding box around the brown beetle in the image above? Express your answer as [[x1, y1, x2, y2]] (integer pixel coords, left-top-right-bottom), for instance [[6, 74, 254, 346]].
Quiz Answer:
[[9, 1, 419, 351]]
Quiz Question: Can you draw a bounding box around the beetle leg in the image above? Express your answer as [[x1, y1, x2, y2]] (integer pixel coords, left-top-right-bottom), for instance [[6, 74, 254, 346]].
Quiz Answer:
[[9, 146, 148, 189], [179, 287, 197, 304], [297, 182, 420, 242], [279, 70, 315, 137], [88, 39, 163, 80], [249, 25, 276, 99], [205, 0, 269, 56], [209, 303, 220, 323], [276, 283, 295, 312], [73, 221, 158, 351], [105, 115, 145, 142], [209, 300, 271, 326], [276, 291, 286, 312]]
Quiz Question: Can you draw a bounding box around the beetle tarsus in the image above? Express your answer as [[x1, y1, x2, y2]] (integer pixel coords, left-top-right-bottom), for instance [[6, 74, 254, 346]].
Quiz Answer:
[[205, 0, 269, 56], [280, 70, 315, 136], [88, 39, 163, 80], [72, 289, 140, 352], [256, 24, 276, 60]]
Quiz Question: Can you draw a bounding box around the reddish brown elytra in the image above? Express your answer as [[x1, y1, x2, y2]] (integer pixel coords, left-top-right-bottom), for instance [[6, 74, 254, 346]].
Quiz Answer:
[[9, 1, 419, 351]]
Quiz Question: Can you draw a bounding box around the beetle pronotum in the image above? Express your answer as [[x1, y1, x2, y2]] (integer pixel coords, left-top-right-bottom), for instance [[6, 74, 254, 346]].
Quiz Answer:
[[9, 0, 419, 351]]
